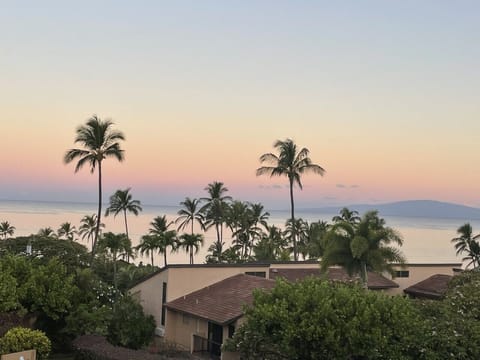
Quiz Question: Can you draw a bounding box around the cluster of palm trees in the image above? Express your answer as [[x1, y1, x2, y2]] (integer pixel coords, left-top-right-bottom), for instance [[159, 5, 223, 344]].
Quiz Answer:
[[451, 223, 480, 269], [0, 221, 15, 239]]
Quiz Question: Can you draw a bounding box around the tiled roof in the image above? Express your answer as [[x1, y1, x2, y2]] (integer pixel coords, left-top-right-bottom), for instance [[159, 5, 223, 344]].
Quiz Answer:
[[403, 274, 452, 299], [165, 274, 276, 325], [269, 267, 399, 289]]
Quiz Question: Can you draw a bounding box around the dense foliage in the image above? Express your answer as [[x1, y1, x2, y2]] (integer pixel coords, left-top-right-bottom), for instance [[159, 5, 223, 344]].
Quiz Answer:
[[0, 327, 51, 360], [107, 296, 156, 350], [226, 277, 426, 360]]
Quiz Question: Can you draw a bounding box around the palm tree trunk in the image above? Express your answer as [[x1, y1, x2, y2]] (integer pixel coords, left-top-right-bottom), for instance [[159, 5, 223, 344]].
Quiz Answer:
[[361, 262, 368, 289], [92, 161, 103, 264], [113, 251, 118, 290], [190, 246, 194, 265], [289, 177, 297, 261], [151, 251, 154, 267], [123, 209, 129, 263], [191, 220, 194, 235], [164, 251, 167, 267]]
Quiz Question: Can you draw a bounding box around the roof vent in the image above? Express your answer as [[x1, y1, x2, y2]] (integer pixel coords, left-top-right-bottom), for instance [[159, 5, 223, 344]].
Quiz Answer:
[[196, 299, 199, 304]]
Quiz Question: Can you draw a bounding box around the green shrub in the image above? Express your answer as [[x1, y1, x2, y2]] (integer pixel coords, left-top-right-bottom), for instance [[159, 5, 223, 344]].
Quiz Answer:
[[107, 295, 155, 350], [0, 327, 51, 360]]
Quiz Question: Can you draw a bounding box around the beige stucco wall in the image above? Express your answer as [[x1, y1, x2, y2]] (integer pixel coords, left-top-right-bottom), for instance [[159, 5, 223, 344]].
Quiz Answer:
[[269, 261, 319, 270], [385, 264, 461, 295], [165, 310, 208, 352], [129, 269, 169, 328]]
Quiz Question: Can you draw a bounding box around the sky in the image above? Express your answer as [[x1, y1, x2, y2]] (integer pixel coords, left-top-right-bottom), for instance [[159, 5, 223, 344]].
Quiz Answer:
[[1, 1, 479, 209]]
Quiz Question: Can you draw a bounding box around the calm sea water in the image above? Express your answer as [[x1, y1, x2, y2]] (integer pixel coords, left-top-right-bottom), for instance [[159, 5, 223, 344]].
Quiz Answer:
[[0, 200, 470, 266]]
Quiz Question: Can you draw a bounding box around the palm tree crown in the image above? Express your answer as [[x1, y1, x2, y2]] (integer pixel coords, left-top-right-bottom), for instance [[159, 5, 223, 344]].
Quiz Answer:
[[78, 214, 105, 251], [451, 223, 480, 269], [105, 188, 142, 262], [64, 115, 125, 261], [0, 221, 15, 239], [57, 222, 77, 241], [179, 233, 204, 264], [321, 211, 406, 288], [256, 139, 325, 261], [176, 197, 204, 235]]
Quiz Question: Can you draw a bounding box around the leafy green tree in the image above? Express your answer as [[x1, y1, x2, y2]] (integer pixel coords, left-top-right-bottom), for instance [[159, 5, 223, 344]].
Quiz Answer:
[[179, 233, 204, 264], [226, 278, 426, 360], [321, 210, 406, 288], [451, 223, 480, 269], [201, 181, 231, 256], [78, 214, 105, 252], [64, 115, 125, 261], [205, 240, 226, 263], [105, 188, 142, 262], [256, 139, 325, 261], [0, 236, 90, 271], [176, 197, 205, 235], [414, 270, 480, 359], [0, 221, 15, 239], [57, 222, 77, 241], [332, 207, 361, 224], [107, 295, 155, 350]]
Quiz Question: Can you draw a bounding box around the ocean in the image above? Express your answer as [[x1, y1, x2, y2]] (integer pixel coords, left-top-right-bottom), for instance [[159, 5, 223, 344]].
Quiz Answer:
[[0, 199, 470, 266]]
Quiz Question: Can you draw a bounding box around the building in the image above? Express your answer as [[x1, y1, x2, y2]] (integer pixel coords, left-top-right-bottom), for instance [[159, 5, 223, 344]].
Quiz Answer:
[[129, 261, 460, 359]]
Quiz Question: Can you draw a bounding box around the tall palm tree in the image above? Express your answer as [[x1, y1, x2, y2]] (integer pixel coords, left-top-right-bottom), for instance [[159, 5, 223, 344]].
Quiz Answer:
[[256, 139, 325, 261], [201, 181, 232, 252], [148, 216, 177, 266], [78, 214, 105, 252], [321, 211, 406, 288], [136, 235, 162, 267], [179, 233, 204, 264], [105, 188, 142, 262], [0, 221, 15, 239], [57, 222, 77, 241], [64, 115, 125, 261], [97, 232, 130, 289], [451, 223, 480, 269], [176, 197, 204, 235]]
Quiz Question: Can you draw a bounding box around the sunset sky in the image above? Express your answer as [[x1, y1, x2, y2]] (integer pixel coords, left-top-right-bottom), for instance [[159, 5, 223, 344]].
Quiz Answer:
[[1, 1, 479, 209]]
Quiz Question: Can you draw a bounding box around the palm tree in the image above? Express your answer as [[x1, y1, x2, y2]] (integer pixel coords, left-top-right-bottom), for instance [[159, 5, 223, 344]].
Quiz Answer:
[[321, 211, 406, 288], [179, 233, 204, 264], [78, 214, 105, 252], [451, 223, 480, 269], [57, 222, 77, 241], [284, 218, 308, 260], [332, 207, 361, 224], [136, 235, 162, 267], [304, 220, 330, 259], [38, 227, 57, 238], [97, 232, 129, 289], [254, 225, 289, 261], [176, 197, 204, 235], [256, 139, 325, 261], [201, 181, 232, 252], [105, 188, 142, 262], [0, 221, 15, 239], [64, 115, 125, 262], [148, 216, 177, 266]]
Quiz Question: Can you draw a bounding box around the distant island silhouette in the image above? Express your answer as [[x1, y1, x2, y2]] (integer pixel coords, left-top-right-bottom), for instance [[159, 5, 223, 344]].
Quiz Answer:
[[298, 200, 480, 220]]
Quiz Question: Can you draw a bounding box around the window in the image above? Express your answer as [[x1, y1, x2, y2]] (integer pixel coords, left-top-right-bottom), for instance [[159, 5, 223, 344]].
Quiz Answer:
[[245, 271, 266, 278], [395, 270, 410, 278], [161, 282, 167, 326]]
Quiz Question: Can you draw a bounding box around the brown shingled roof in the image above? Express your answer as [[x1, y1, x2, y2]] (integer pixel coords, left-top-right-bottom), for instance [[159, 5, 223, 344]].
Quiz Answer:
[[404, 274, 452, 299], [269, 267, 399, 289], [165, 274, 276, 325]]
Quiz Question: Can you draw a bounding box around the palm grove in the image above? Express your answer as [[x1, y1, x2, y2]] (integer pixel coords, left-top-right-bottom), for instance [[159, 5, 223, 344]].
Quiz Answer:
[[1, 115, 480, 358]]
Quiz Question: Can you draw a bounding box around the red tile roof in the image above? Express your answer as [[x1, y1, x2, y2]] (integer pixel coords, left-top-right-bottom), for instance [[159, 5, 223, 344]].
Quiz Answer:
[[403, 274, 452, 299], [165, 274, 276, 325], [269, 267, 399, 289]]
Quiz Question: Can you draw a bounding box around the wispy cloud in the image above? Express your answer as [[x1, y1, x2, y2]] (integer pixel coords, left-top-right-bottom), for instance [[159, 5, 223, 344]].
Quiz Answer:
[[336, 184, 346, 188]]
